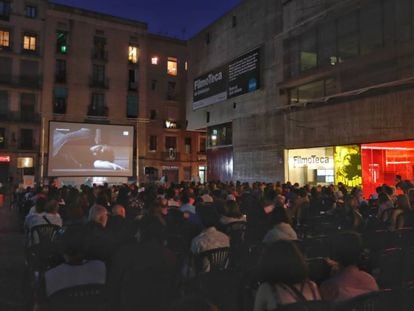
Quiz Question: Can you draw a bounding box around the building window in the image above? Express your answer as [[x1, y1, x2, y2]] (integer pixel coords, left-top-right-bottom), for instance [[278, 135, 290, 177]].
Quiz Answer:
[[232, 15, 237, 28], [167, 81, 176, 100], [151, 79, 157, 90], [55, 59, 66, 83], [289, 78, 336, 105], [25, 5, 37, 18], [0, 1, 11, 20], [185, 137, 192, 153], [20, 93, 36, 121], [128, 45, 139, 63], [151, 56, 159, 65], [56, 31, 68, 54], [92, 36, 106, 60], [53, 87, 67, 114], [317, 20, 337, 67], [207, 123, 232, 148], [20, 60, 39, 86], [0, 57, 11, 83], [127, 94, 138, 118], [185, 61, 188, 71], [165, 136, 177, 150], [128, 69, 137, 90], [91, 64, 106, 87], [0, 128, 5, 148], [20, 129, 33, 149], [0, 29, 10, 48], [300, 29, 318, 71], [23, 34, 37, 51], [149, 109, 156, 119], [199, 137, 206, 153], [0, 90, 8, 118], [167, 57, 177, 76], [89, 93, 106, 116], [149, 135, 157, 152]]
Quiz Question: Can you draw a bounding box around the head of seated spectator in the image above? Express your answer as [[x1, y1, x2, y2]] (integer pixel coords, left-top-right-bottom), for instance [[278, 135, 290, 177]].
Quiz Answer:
[[139, 215, 167, 245], [320, 231, 379, 301], [59, 226, 87, 264], [259, 240, 307, 286], [331, 231, 363, 268], [197, 204, 220, 229], [88, 204, 109, 228], [34, 196, 47, 214], [220, 200, 245, 225], [112, 204, 126, 218], [45, 199, 60, 215], [254, 240, 319, 310]]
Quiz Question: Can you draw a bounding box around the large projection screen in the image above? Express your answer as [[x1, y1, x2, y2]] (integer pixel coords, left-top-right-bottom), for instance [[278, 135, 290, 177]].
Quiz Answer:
[[48, 121, 134, 177]]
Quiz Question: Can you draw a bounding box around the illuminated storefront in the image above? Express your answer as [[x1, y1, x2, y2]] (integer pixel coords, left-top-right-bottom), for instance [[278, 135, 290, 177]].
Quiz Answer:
[[287, 147, 335, 186], [286, 145, 362, 188], [287, 141, 414, 198], [361, 140, 414, 198]]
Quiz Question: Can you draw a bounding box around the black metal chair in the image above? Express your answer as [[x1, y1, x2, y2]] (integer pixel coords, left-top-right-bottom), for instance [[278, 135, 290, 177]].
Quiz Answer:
[[272, 300, 332, 311], [401, 247, 414, 286], [376, 248, 403, 289], [224, 221, 247, 247], [335, 289, 401, 311], [27, 224, 62, 247], [194, 247, 230, 274], [48, 284, 108, 311]]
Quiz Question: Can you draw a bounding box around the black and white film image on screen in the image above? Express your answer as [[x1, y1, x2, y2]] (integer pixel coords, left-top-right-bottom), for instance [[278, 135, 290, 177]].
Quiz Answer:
[[48, 122, 134, 177]]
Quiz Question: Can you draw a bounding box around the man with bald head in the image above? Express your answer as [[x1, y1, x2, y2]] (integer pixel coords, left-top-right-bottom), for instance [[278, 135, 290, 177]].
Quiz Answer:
[[84, 204, 116, 261], [107, 203, 137, 245]]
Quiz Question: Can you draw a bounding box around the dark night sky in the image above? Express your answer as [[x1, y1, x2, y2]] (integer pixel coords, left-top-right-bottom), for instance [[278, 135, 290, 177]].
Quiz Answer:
[[52, 0, 242, 39]]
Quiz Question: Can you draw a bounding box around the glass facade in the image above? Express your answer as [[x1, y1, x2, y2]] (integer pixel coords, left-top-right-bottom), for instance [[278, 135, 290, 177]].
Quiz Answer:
[[287, 141, 414, 198], [361, 140, 414, 198]]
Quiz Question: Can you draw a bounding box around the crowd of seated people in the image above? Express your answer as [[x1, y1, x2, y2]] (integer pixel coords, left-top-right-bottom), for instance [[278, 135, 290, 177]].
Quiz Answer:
[[16, 178, 414, 311]]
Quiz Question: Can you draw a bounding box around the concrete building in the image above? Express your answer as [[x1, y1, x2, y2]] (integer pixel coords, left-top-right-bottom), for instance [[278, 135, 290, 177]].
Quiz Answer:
[[0, 0, 206, 187], [186, 0, 414, 196]]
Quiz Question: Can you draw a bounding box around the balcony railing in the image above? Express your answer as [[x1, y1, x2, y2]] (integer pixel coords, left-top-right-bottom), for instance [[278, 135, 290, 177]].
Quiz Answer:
[[55, 73, 67, 83], [0, 75, 42, 88], [91, 50, 108, 61], [87, 104, 108, 117], [128, 81, 138, 91], [0, 111, 40, 123], [162, 149, 180, 161], [89, 77, 109, 89]]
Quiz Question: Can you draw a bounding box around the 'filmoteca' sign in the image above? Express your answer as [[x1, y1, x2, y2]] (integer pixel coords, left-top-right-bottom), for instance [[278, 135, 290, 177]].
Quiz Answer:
[[192, 48, 261, 110]]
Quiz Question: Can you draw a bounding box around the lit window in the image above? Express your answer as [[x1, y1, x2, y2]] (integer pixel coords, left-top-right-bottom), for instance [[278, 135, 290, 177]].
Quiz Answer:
[[56, 31, 68, 54], [128, 45, 139, 63], [23, 34, 36, 51], [151, 56, 158, 65], [185, 61, 188, 71], [25, 5, 37, 18], [0, 30, 10, 48], [167, 57, 177, 76]]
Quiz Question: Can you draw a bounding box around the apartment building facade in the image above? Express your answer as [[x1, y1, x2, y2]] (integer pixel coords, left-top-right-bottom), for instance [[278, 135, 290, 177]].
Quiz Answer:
[[0, 0, 205, 186]]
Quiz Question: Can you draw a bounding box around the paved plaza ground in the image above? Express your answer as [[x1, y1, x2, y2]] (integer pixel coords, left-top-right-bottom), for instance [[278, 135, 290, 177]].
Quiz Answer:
[[0, 206, 28, 311]]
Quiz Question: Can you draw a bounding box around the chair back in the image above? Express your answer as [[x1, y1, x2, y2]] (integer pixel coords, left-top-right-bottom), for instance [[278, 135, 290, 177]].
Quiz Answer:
[[29, 224, 61, 246], [376, 248, 403, 289], [402, 247, 414, 286], [335, 289, 400, 311], [225, 221, 247, 247], [48, 284, 108, 311], [195, 247, 230, 274]]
